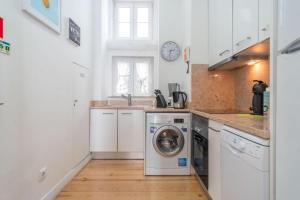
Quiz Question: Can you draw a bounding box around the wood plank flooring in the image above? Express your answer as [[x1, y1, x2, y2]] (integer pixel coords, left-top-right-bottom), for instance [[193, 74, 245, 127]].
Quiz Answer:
[[56, 160, 208, 200]]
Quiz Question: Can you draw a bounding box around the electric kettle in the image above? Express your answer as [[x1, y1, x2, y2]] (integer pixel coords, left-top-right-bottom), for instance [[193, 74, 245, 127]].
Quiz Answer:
[[173, 91, 187, 109]]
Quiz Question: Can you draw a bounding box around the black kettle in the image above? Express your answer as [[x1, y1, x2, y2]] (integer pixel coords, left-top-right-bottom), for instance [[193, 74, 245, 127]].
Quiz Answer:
[[173, 91, 187, 109], [250, 80, 268, 115]]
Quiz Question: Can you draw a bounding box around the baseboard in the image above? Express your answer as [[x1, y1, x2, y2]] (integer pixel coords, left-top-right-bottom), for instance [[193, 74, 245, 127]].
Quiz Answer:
[[40, 154, 91, 200], [92, 152, 144, 159]]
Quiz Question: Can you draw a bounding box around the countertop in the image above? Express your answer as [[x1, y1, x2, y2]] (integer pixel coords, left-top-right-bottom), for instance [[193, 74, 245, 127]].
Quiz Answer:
[[190, 110, 270, 140], [90, 105, 270, 140]]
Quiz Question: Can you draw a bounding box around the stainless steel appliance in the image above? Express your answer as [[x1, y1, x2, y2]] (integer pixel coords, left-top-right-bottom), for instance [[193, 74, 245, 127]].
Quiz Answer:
[[192, 114, 209, 189], [168, 83, 180, 107], [173, 91, 187, 109]]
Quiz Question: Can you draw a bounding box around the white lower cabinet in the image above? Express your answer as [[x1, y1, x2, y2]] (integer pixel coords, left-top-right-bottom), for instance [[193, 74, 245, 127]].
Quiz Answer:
[[90, 109, 144, 154], [90, 109, 118, 152], [208, 120, 223, 200], [118, 110, 144, 153]]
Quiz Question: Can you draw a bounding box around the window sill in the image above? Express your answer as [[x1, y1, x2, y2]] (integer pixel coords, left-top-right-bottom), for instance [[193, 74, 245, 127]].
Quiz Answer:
[[107, 39, 158, 51]]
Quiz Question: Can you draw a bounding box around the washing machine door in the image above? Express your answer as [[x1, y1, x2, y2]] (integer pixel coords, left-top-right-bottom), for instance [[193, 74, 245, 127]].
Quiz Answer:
[[153, 125, 185, 157]]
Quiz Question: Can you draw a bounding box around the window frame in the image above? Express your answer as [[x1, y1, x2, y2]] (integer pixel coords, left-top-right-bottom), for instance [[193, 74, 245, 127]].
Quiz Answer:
[[114, 1, 153, 41], [112, 57, 154, 97]]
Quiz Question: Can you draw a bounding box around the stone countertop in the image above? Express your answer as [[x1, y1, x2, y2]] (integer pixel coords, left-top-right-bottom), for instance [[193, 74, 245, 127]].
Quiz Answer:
[[90, 105, 146, 110], [90, 105, 190, 112], [144, 107, 190, 113], [191, 110, 270, 140], [90, 105, 270, 140]]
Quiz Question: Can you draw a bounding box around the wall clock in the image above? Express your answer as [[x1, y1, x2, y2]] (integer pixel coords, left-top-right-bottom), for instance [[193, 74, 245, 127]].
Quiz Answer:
[[161, 41, 181, 62]]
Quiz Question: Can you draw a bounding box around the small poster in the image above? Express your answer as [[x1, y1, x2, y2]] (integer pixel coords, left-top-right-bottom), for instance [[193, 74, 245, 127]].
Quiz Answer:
[[68, 18, 80, 46], [0, 40, 11, 55], [0, 17, 3, 39]]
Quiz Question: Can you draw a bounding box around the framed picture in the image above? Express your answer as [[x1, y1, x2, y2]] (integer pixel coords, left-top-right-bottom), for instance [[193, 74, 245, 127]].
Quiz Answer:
[[68, 18, 80, 46], [22, 0, 61, 33]]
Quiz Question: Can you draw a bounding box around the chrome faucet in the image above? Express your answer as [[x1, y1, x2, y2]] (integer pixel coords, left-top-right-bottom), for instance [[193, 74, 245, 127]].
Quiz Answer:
[[121, 94, 132, 106]]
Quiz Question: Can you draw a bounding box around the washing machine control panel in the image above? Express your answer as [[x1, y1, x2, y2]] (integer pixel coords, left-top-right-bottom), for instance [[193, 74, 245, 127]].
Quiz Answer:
[[174, 118, 184, 123]]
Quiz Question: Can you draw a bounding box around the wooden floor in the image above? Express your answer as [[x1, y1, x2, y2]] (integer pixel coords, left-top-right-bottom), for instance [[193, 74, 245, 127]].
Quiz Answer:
[[56, 160, 208, 200]]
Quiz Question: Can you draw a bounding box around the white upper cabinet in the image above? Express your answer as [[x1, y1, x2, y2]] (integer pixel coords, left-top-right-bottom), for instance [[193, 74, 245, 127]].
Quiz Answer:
[[233, 0, 259, 53], [90, 109, 118, 152], [277, 0, 300, 51], [259, 0, 272, 41], [118, 110, 144, 153], [209, 0, 233, 66]]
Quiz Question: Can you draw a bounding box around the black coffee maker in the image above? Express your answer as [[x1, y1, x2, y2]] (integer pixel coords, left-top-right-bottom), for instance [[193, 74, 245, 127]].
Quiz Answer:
[[250, 80, 268, 115]]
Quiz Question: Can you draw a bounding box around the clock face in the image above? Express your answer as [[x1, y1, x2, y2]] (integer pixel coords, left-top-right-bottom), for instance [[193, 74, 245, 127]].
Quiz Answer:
[[161, 41, 181, 62]]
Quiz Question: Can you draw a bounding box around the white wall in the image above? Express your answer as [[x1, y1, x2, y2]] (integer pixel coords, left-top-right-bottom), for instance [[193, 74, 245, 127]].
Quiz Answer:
[[92, 0, 159, 100], [158, 0, 209, 99], [0, 0, 21, 199], [91, 0, 209, 100], [0, 0, 93, 199], [158, 0, 187, 98]]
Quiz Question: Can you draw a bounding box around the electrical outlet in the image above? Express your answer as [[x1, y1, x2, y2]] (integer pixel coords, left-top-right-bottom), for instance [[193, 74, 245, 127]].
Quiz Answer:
[[38, 167, 47, 182]]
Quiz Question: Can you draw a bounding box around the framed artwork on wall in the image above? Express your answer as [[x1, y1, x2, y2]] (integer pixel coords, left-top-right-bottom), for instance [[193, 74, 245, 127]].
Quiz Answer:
[[22, 0, 61, 33]]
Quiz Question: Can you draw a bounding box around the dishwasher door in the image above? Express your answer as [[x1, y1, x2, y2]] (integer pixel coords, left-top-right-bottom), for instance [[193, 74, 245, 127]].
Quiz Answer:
[[220, 128, 270, 200]]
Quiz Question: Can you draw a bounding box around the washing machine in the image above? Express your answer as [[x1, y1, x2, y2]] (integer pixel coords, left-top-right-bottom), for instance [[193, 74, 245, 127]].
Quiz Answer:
[[145, 113, 191, 175]]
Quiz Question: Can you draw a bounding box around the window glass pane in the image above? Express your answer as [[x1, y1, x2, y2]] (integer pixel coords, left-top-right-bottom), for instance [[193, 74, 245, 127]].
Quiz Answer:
[[137, 23, 149, 38], [118, 23, 130, 38], [134, 62, 150, 96], [137, 8, 149, 23], [118, 7, 131, 22], [116, 62, 131, 95]]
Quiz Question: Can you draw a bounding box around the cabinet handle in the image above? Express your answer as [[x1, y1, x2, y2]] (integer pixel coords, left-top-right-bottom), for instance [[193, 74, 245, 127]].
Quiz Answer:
[[102, 113, 114, 115], [120, 113, 133, 115], [209, 127, 221, 133], [261, 27, 268, 32], [218, 49, 230, 56], [235, 36, 252, 46], [280, 37, 300, 55]]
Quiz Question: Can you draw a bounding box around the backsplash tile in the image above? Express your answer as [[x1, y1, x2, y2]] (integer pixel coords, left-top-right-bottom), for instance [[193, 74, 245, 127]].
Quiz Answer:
[[191, 61, 270, 112]]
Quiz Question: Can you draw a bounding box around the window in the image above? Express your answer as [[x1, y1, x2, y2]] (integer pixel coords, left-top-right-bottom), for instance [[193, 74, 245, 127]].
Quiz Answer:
[[112, 57, 154, 96], [114, 1, 153, 40]]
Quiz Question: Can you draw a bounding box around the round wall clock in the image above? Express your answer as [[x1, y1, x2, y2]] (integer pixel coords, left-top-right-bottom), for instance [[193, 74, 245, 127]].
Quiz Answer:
[[161, 41, 181, 62]]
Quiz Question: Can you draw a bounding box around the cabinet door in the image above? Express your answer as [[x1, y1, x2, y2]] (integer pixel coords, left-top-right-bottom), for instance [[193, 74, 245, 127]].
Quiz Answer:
[[208, 121, 222, 200], [72, 65, 90, 166], [277, 0, 300, 51], [118, 110, 144, 153], [90, 109, 118, 152], [259, 0, 272, 41], [233, 0, 259, 53], [209, 0, 233, 66]]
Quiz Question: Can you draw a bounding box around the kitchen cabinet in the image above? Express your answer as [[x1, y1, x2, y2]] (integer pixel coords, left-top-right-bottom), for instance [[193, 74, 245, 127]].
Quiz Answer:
[[118, 109, 144, 153], [233, 0, 259, 54], [209, 0, 233, 66], [90, 109, 144, 154], [259, 0, 272, 41], [90, 109, 118, 152], [208, 120, 223, 200]]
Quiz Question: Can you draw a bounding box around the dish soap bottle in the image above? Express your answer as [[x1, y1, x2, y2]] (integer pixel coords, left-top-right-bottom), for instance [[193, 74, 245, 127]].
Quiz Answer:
[[263, 87, 270, 117]]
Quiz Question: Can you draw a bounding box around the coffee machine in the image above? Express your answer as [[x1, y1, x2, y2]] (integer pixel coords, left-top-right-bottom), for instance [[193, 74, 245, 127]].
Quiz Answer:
[[250, 80, 268, 115], [168, 83, 180, 107]]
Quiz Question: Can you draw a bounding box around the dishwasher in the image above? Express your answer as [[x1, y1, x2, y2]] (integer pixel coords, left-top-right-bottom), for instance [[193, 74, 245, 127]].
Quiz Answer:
[[220, 126, 270, 200]]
